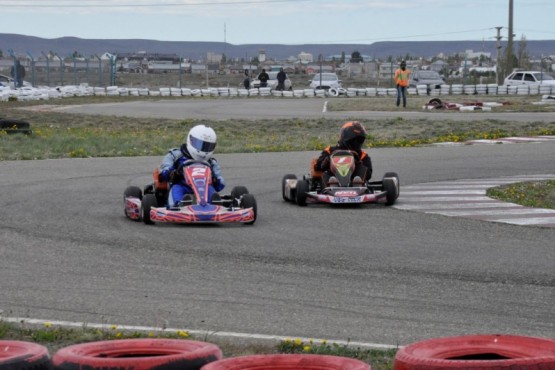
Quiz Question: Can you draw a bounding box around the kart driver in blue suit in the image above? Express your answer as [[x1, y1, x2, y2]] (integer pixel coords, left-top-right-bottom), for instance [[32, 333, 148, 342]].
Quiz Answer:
[[158, 124, 225, 208]]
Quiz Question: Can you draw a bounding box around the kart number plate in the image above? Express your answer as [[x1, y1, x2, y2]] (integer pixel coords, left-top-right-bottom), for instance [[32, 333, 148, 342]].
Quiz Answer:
[[333, 196, 362, 203]]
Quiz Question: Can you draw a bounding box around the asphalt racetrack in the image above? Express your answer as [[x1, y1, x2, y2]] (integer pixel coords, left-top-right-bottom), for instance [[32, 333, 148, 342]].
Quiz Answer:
[[1, 99, 554, 347]]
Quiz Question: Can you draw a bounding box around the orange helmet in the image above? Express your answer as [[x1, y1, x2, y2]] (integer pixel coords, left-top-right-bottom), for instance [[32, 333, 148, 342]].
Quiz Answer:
[[339, 121, 366, 151]]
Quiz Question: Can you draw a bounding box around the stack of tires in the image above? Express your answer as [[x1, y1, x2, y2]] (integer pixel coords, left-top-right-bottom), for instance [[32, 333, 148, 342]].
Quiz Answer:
[[393, 334, 555, 370], [1, 339, 372, 370], [4, 334, 555, 370], [1, 339, 223, 370]]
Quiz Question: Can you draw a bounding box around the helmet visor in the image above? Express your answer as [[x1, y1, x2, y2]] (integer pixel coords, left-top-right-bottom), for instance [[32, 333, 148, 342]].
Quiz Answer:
[[190, 135, 216, 153]]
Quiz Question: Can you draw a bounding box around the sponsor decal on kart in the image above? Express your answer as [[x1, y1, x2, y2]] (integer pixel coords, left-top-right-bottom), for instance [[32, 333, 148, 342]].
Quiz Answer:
[[334, 190, 359, 197]]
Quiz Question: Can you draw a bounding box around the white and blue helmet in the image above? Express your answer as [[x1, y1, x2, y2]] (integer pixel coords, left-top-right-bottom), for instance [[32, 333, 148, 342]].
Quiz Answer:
[[186, 124, 217, 161]]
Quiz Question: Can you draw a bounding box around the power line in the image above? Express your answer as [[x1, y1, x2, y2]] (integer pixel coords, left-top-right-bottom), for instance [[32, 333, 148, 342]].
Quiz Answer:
[[0, 0, 310, 7]]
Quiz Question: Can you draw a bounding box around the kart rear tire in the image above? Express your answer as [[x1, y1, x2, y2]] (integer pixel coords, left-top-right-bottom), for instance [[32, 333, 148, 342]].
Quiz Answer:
[[240, 193, 257, 225], [295, 179, 309, 207], [141, 193, 158, 225], [231, 186, 249, 207], [51, 339, 223, 370], [393, 334, 555, 370], [282, 174, 297, 201], [0, 340, 50, 370]]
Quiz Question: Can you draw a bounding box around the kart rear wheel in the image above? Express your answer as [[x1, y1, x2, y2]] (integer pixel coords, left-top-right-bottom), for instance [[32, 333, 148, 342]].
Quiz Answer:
[[295, 179, 309, 207], [231, 186, 249, 207], [240, 193, 257, 225], [383, 178, 398, 206], [282, 174, 297, 201], [141, 194, 158, 225]]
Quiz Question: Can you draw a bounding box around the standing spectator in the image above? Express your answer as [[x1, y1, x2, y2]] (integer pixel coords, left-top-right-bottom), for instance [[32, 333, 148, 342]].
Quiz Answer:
[[394, 60, 410, 107], [276, 67, 287, 91], [243, 69, 250, 89], [10, 60, 26, 88], [257, 68, 269, 88]]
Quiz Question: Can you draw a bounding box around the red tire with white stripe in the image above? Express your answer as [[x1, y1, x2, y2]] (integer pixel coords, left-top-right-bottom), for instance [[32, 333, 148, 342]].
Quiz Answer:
[[0, 341, 50, 370], [393, 334, 555, 370], [200, 354, 371, 370], [52, 339, 222, 370]]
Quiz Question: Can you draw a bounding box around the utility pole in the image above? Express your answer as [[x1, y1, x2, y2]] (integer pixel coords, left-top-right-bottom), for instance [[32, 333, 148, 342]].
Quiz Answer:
[[505, 0, 514, 75], [495, 26, 503, 85]]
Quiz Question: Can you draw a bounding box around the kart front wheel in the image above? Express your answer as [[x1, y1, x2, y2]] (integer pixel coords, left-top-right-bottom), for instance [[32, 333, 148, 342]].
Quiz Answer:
[[282, 174, 297, 201], [241, 193, 257, 225], [383, 178, 398, 206], [295, 179, 309, 207], [384, 172, 400, 196], [124, 186, 142, 217], [141, 193, 158, 224]]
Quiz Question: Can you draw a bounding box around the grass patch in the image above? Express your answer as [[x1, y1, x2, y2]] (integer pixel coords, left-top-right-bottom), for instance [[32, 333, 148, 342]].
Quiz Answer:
[[0, 320, 397, 369], [487, 180, 555, 209], [1, 97, 555, 160]]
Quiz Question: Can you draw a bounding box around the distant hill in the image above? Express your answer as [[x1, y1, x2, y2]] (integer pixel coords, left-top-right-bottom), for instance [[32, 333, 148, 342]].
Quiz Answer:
[[2, 33, 554, 61]]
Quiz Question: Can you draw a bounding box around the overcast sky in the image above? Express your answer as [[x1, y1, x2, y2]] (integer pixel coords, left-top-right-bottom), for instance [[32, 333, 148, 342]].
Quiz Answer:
[[1, 0, 553, 45]]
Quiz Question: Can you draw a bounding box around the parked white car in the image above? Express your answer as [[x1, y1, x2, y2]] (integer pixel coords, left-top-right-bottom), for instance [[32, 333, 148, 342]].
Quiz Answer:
[[309, 73, 342, 90], [504, 71, 555, 86], [251, 71, 292, 90]]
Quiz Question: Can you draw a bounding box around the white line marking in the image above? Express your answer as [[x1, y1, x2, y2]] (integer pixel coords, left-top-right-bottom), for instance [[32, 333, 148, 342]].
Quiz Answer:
[[395, 202, 517, 210], [323, 101, 328, 113], [0, 316, 398, 350], [435, 208, 555, 217]]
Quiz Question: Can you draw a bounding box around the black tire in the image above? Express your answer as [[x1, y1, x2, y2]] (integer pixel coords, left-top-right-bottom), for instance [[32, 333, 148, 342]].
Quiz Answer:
[[240, 193, 257, 225], [0, 341, 50, 370], [295, 179, 309, 207], [51, 339, 223, 370], [231, 186, 249, 207], [384, 172, 400, 197], [282, 174, 297, 201], [141, 193, 158, 224], [0, 119, 32, 135], [124, 186, 142, 200], [201, 354, 370, 370], [124, 186, 143, 219], [383, 178, 397, 206], [393, 334, 555, 370]]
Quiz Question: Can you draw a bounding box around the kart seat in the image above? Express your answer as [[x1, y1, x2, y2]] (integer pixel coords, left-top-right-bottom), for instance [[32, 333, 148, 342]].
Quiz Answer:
[[153, 167, 169, 191], [311, 157, 323, 180]]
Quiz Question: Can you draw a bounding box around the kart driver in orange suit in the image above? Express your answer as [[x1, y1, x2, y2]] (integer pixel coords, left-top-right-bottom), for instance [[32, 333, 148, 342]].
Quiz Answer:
[[315, 121, 373, 186]]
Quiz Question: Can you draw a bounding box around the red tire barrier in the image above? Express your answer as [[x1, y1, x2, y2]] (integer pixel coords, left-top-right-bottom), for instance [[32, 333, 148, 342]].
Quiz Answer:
[[0, 340, 50, 370], [200, 354, 371, 370], [394, 334, 555, 370], [52, 339, 223, 370]]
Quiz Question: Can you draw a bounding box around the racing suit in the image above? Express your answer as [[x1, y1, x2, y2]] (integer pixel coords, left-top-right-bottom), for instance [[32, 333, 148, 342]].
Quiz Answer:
[[159, 146, 225, 207]]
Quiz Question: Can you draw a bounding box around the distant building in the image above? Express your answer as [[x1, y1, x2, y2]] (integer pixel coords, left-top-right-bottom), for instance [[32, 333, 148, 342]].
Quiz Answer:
[[464, 49, 491, 60], [298, 51, 313, 63]]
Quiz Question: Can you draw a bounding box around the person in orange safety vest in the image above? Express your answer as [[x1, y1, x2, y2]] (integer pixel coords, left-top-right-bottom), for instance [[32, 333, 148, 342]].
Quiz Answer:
[[394, 60, 411, 107]]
